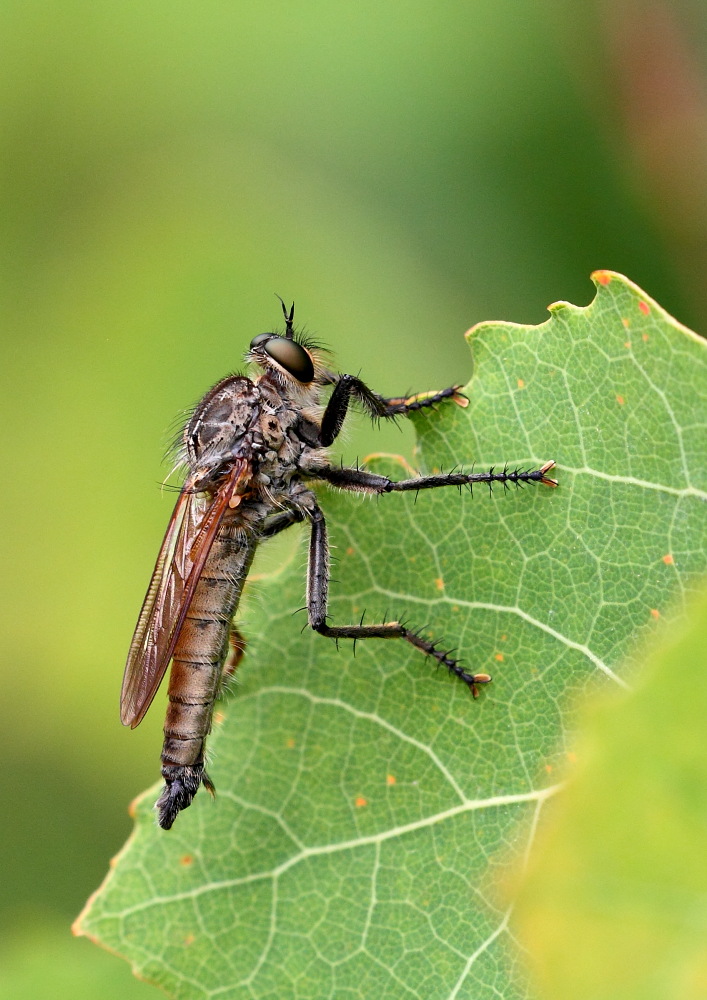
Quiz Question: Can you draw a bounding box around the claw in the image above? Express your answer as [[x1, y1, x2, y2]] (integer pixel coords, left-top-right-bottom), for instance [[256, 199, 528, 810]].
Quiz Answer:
[[469, 673, 492, 699], [539, 460, 558, 487]]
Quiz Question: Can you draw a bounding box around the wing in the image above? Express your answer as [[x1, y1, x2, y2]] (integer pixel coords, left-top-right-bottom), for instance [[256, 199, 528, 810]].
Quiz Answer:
[[120, 459, 251, 728]]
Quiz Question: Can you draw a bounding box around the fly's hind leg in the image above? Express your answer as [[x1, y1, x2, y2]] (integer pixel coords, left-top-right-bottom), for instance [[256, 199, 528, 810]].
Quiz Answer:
[[221, 624, 247, 683], [306, 501, 491, 696]]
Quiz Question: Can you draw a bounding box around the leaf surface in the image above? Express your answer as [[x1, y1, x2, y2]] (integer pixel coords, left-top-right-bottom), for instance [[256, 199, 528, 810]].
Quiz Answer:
[[76, 273, 707, 999], [513, 583, 707, 1000]]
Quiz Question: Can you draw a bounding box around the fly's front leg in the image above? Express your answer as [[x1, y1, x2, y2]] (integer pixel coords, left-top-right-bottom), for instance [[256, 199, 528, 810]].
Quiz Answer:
[[319, 373, 467, 446], [376, 385, 468, 416], [306, 502, 491, 696]]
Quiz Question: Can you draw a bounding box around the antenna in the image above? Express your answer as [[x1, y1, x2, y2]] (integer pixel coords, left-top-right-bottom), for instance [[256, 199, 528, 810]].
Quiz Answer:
[[275, 295, 295, 339]]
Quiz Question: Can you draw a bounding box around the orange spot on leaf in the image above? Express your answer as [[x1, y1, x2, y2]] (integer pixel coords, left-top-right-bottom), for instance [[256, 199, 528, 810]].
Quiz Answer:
[[494, 653, 504, 662], [180, 855, 193, 866], [286, 737, 296, 749], [662, 553, 674, 565], [566, 751, 577, 764], [183, 933, 195, 947], [642, 332, 650, 342], [517, 378, 525, 389], [594, 270, 612, 285], [544, 764, 553, 774], [624, 341, 631, 349], [638, 300, 650, 316], [355, 796, 368, 808], [435, 577, 444, 591], [386, 774, 396, 786], [650, 608, 661, 619], [622, 317, 630, 328], [346, 547, 355, 556], [500, 633, 507, 642], [213, 711, 225, 726], [615, 394, 625, 406]]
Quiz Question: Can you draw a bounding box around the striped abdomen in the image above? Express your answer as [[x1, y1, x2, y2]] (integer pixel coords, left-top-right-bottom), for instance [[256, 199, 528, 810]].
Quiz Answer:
[[157, 520, 257, 828]]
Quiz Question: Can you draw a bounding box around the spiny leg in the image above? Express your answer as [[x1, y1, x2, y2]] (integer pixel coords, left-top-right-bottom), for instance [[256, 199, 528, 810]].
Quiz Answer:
[[306, 501, 491, 696], [307, 461, 558, 494], [377, 385, 468, 415], [320, 373, 467, 446]]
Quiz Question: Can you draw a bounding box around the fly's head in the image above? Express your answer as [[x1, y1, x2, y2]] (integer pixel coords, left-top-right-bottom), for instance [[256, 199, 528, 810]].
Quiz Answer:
[[246, 301, 332, 404]]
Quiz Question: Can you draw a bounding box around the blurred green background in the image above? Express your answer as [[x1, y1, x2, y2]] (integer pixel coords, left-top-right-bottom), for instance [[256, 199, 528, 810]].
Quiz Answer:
[[2, 0, 706, 996]]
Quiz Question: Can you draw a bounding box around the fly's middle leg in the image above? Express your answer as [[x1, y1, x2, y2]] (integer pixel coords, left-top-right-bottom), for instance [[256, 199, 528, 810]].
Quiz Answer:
[[306, 502, 492, 696]]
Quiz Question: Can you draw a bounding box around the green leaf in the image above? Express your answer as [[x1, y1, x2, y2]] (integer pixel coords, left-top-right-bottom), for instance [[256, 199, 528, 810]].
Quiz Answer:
[[76, 273, 707, 998], [513, 583, 707, 1000]]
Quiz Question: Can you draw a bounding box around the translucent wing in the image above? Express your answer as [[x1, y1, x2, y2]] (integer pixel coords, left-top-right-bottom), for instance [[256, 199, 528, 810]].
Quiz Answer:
[[120, 459, 251, 728]]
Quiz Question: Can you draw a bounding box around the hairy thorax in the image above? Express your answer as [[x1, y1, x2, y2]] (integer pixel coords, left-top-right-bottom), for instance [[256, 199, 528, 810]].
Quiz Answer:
[[183, 374, 324, 510]]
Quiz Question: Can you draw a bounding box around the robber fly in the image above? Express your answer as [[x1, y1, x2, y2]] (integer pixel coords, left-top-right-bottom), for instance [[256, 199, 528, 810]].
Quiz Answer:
[[121, 303, 557, 829]]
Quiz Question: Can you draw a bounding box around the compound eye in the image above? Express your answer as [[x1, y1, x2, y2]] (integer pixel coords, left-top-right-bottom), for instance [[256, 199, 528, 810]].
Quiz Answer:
[[262, 337, 314, 383], [249, 333, 274, 350]]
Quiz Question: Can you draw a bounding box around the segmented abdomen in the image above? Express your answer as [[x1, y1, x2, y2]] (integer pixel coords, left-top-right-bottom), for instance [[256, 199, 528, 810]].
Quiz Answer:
[[161, 522, 257, 771]]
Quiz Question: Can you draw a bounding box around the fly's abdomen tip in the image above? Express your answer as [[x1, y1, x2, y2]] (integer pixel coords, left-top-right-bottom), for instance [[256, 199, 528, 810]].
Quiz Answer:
[[156, 764, 214, 829]]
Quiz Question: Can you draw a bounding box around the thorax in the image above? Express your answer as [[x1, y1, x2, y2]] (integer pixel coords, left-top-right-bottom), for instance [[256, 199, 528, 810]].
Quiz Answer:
[[183, 374, 316, 498]]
